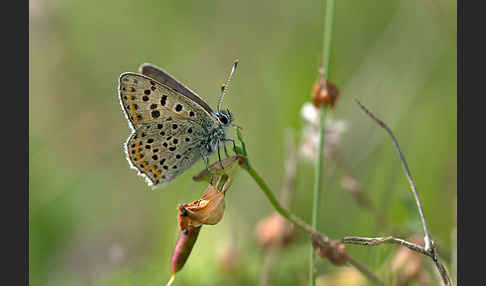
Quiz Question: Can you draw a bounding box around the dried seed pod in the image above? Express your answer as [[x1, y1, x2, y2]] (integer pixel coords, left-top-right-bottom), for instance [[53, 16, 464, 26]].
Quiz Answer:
[[177, 184, 227, 231], [311, 233, 348, 266], [311, 67, 340, 109]]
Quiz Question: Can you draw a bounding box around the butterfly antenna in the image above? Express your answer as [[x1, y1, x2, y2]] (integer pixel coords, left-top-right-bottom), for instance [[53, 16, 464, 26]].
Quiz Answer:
[[218, 59, 239, 112]]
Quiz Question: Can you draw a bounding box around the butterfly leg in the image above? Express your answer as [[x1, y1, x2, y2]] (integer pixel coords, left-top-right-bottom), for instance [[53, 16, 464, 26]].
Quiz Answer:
[[217, 141, 224, 170], [224, 138, 237, 154], [201, 153, 214, 184]]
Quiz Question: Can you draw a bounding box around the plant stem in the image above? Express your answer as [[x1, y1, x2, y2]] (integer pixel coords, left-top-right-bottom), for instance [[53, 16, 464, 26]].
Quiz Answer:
[[309, 107, 327, 285], [322, 0, 335, 77], [309, 0, 335, 284], [237, 128, 314, 230], [245, 166, 292, 221]]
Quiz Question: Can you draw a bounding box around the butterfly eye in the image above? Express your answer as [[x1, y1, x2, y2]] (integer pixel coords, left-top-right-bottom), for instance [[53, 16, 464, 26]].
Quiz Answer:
[[218, 114, 229, 125]]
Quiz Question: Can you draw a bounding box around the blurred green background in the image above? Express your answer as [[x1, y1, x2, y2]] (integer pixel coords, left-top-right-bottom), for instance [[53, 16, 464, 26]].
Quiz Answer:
[[30, 0, 456, 285]]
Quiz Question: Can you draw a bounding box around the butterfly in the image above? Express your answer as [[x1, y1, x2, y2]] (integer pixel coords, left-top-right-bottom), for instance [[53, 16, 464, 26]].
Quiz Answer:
[[118, 61, 238, 188]]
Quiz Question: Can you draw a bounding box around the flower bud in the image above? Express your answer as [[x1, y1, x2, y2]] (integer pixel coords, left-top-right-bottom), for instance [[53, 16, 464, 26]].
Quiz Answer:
[[170, 226, 202, 277]]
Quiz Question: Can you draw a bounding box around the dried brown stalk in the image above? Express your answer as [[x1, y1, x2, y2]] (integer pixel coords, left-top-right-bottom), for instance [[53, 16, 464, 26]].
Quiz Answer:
[[346, 100, 453, 286]]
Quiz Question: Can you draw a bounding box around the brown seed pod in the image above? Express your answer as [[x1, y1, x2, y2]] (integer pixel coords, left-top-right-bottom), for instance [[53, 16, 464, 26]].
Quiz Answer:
[[311, 67, 340, 109], [311, 234, 348, 266], [177, 183, 228, 231]]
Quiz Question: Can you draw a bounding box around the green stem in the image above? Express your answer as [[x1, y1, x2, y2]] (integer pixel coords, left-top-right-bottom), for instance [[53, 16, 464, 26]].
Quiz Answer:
[[310, 107, 328, 285], [309, 0, 335, 284], [241, 158, 325, 238], [322, 0, 335, 77], [236, 128, 312, 229], [245, 166, 291, 221]]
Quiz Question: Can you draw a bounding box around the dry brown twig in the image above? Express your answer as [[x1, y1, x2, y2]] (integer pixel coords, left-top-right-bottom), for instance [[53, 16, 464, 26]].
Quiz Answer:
[[343, 236, 431, 257], [342, 100, 453, 286]]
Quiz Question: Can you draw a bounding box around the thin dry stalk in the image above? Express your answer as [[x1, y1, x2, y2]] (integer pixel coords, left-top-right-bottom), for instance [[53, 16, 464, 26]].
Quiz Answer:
[[343, 236, 431, 257], [351, 100, 452, 286]]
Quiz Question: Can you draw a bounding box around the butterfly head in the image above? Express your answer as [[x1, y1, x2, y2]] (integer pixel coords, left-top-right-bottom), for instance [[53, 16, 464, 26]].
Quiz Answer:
[[216, 109, 233, 127]]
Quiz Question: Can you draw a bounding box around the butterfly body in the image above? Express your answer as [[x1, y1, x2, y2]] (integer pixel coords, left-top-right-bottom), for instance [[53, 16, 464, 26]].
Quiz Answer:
[[118, 64, 234, 188]]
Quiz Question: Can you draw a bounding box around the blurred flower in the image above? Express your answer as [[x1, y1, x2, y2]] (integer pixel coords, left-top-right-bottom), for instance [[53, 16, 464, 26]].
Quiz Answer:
[[300, 103, 348, 161], [255, 212, 294, 251], [390, 235, 431, 285], [311, 66, 340, 109], [341, 173, 362, 192], [301, 102, 321, 126], [311, 234, 348, 266], [216, 241, 241, 276], [316, 267, 366, 286], [108, 243, 125, 264]]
